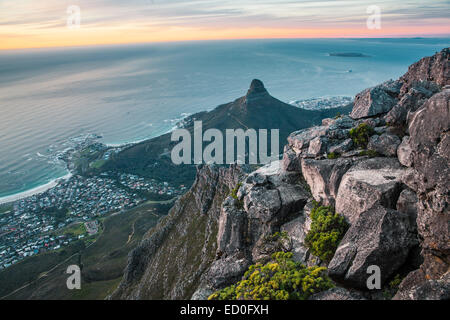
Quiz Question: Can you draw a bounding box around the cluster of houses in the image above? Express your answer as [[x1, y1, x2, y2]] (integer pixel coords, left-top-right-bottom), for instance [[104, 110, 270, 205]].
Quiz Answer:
[[0, 172, 187, 271], [290, 96, 353, 111], [14, 175, 141, 217], [0, 230, 75, 270], [118, 173, 187, 196]]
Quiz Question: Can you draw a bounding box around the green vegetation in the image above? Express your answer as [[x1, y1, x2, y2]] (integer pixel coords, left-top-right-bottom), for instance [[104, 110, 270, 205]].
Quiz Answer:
[[389, 274, 403, 289], [0, 203, 167, 300], [349, 123, 375, 149], [264, 231, 289, 242], [359, 149, 379, 158], [208, 251, 333, 300], [230, 182, 244, 208], [334, 112, 342, 119], [382, 274, 403, 299], [89, 159, 106, 169], [0, 204, 12, 215], [60, 222, 87, 237], [305, 201, 349, 262], [230, 182, 242, 200], [327, 152, 340, 159]]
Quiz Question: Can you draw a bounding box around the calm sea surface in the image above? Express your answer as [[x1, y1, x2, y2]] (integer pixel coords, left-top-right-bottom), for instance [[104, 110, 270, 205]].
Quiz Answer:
[[0, 38, 448, 198]]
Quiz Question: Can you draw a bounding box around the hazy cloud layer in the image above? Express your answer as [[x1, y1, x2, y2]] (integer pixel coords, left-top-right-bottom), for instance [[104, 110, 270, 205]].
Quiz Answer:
[[0, 0, 449, 48]]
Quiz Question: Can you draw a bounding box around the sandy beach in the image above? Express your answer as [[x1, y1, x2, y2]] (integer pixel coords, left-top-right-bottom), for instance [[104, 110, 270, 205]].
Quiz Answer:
[[0, 173, 72, 205]]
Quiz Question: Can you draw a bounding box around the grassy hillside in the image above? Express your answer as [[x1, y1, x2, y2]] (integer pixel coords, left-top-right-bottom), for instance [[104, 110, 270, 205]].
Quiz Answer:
[[0, 203, 168, 300]]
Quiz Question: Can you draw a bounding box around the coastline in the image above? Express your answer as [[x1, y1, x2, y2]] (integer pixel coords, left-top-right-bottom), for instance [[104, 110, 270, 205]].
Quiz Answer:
[[0, 173, 72, 205], [0, 95, 351, 207]]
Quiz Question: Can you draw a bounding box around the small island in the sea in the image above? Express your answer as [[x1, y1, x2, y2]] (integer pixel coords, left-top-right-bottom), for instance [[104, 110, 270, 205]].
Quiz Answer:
[[328, 52, 370, 57]]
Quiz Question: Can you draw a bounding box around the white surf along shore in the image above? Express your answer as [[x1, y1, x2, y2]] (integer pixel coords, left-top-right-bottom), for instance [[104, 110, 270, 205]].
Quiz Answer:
[[0, 173, 72, 205]]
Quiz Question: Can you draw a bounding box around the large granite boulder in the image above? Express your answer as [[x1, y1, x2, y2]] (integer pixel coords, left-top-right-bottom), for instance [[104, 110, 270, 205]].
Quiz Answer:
[[350, 81, 400, 119], [367, 133, 401, 157], [385, 81, 440, 127], [217, 197, 248, 256], [328, 205, 415, 288], [205, 253, 251, 289], [241, 161, 309, 242], [335, 158, 405, 224], [281, 146, 302, 172], [406, 88, 450, 279], [286, 115, 354, 158], [308, 136, 329, 157], [328, 138, 353, 154], [301, 158, 354, 206], [209, 161, 310, 290], [400, 48, 449, 93]]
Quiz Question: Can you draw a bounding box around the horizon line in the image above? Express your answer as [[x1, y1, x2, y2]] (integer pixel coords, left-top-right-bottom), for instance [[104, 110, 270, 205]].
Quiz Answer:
[[1, 34, 449, 52]]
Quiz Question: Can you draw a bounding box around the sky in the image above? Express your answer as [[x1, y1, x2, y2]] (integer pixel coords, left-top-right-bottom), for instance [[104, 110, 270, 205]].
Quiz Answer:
[[0, 0, 449, 50]]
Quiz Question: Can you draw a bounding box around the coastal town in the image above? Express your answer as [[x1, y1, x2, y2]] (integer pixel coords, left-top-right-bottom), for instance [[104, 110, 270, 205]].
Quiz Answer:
[[0, 172, 186, 270]]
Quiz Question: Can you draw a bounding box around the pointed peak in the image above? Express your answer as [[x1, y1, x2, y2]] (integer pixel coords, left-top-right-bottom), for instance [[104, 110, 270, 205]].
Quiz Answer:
[[246, 79, 269, 101]]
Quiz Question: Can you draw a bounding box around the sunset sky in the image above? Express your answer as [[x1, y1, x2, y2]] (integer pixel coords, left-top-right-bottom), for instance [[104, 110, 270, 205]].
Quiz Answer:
[[1, 0, 449, 50]]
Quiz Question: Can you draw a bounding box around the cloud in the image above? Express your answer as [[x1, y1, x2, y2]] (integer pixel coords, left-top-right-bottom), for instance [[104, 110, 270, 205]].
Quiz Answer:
[[0, 0, 449, 49]]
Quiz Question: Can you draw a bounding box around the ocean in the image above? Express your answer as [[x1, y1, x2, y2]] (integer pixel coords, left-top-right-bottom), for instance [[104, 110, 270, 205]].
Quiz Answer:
[[0, 38, 448, 200]]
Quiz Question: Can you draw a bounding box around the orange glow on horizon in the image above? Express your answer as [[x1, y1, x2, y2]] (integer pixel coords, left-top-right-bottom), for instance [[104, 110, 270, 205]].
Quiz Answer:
[[1, 25, 449, 50]]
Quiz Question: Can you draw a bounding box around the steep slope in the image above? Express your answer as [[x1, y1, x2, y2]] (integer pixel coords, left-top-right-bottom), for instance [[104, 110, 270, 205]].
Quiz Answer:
[[111, 165, 246, 299]]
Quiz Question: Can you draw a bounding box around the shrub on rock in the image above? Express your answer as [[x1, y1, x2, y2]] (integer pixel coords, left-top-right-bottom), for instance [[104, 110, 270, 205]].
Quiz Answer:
[[349, 123, 375, 149], [304, 201, 349, 262], [208, 251, 333, 300]]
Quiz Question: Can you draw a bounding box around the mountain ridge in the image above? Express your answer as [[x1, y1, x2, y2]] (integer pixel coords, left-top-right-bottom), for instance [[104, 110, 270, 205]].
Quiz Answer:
[[112, 47, 449, 300], [98, 80, 352, 186]]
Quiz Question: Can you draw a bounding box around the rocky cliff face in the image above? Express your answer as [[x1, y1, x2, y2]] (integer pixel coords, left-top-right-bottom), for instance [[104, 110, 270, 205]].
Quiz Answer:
[[111, 165, 245, 299], [113, 48, 449, 300]]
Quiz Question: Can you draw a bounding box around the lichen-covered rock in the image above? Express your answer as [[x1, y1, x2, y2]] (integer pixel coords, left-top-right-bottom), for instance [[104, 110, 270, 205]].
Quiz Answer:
[[396, 188, 419, 229], [397, 136, 413, 167], [367, 133, 401, 157], [281, 146, 302, 172], [394, 270, 450, 300], [309, 287, 366, 300], [287, 126, 328, 153], [328, 205, 415, 289], [335, 158, 405, 224], [350, 82, 399, 119], [217, 197, 248, 256], [407, 88, 450, 280], [308, 136, 329, 157], [287, 115, 354, 159], [280, 214, 311, 264], [385, 82, 439, 127], [301, 158, 354, 206], [400, 48, 449, 93], [111, 165, 245, 300], [242, 161, 309, 242], [205, 161, 310, 293], [205, 253, 251, 289], [328, 138, 354, 154], [251, 231, 292, 264]]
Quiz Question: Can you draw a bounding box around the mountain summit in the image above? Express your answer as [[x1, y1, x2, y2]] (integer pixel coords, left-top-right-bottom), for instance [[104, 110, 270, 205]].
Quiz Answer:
[[101, 80, 351, 185], [245, 79, 270, 102]]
